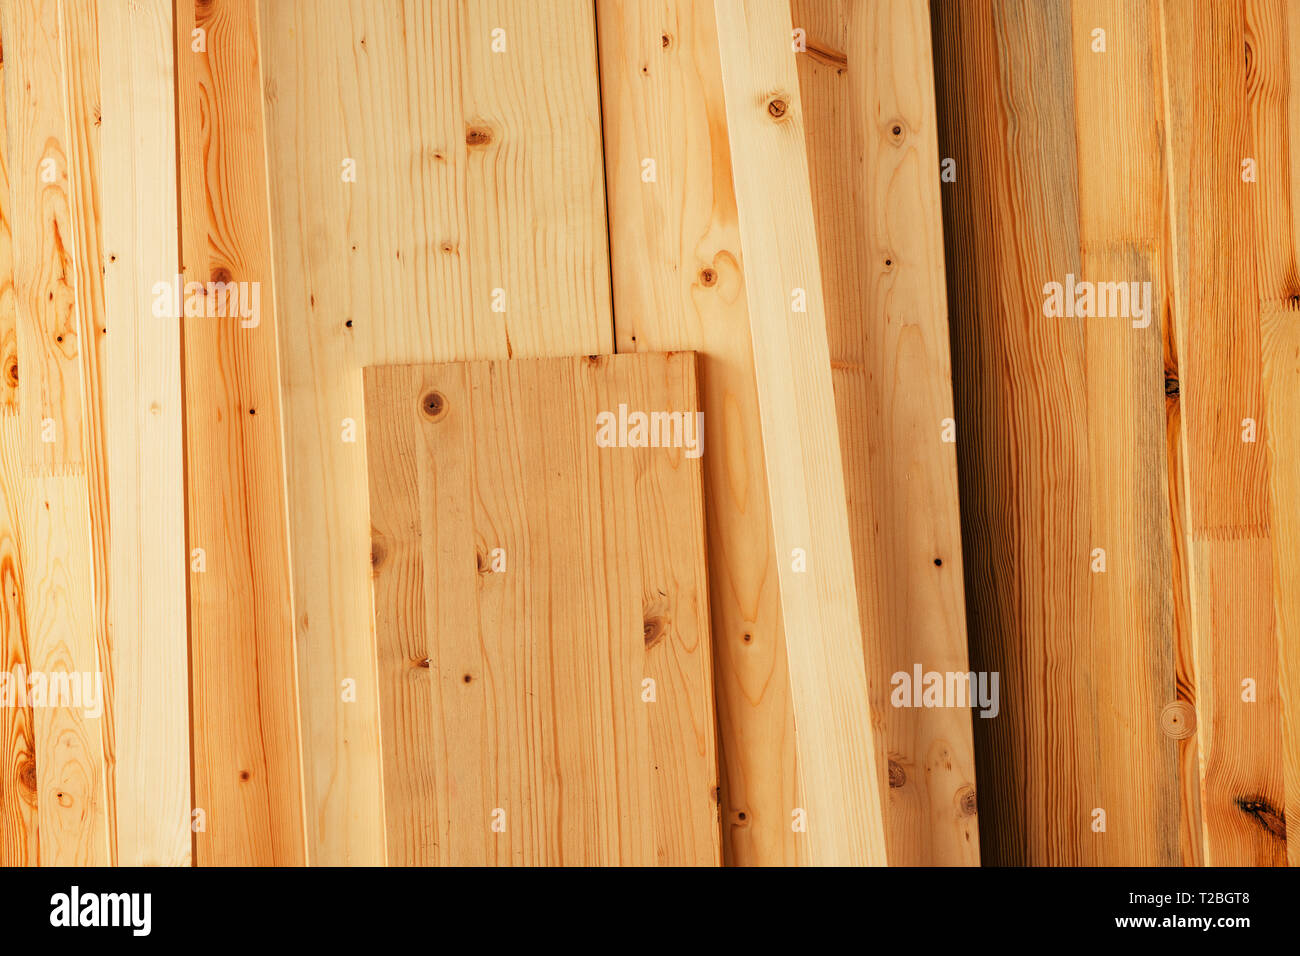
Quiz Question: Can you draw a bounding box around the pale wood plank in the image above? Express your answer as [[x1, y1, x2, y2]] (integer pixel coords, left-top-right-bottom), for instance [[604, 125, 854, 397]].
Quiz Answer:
[[260, 0, 613, 863], [175, 0, 306, 866], [97, 0, 192, 866], [363, 353, 718, 866], [712, 0, 886, 866], [1, 0, 82, 467], [595, 0, 801, 866], [0, 32, 15, 413], [793, 0, 978, 865]]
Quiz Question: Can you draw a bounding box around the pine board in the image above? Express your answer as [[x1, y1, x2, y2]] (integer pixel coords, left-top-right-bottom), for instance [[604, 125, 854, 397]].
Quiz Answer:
[[713, 0, 886, 866], [175, 0, 306, 866], [260, 0, 613, 864], [595, 0, 801, 867], [363, 353, 719, 866], [793, 0, 978, 865]]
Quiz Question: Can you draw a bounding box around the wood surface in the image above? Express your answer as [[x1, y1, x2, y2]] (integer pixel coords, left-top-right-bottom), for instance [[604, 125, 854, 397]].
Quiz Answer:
[[259, 0, 613, 864], [793, 0, 978, 865], [595, 0, 801, 867], [97, 0, 192, 866], [713, 0, 887, 866], [931, 0, 1183, 864], [175, 0, 306, 866], [1160, 0, 1293, 865], [363, 353, 718, 866]]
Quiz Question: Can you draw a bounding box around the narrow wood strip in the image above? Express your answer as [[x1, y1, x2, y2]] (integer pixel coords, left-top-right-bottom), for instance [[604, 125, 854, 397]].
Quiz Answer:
[[595, 0, 800, 866], [0, 32, 16, 413], [98, 0, 192, 866], [712, 0, 886, 866], [175, 0, 307, 866], [793, 0, 979, 865]]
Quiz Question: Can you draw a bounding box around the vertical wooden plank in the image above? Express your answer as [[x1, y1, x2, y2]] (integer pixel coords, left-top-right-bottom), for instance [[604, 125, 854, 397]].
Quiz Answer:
[[1246, 0, 1300, 866], [793, 0, 979, 865], [0, 414, 37, 864], [712, 0, 886, 866], [364, 354, 718, 866], [260, 0, 613, 863], [0, 32, 16, 413], [595, 0, 801, 866], [175, 0, 307, 866], [98, 0, 193, 866], [1161, 0, 1287, 866], [1, 0, 82, 466]]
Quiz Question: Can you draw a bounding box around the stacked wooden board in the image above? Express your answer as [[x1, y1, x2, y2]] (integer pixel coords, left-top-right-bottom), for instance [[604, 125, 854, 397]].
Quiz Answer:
[[0, 0, 1294, 868]]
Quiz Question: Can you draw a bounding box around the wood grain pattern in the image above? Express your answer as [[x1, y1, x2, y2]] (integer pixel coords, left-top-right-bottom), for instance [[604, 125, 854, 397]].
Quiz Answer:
[[97, 0, 192, 866], [595, 0, 801, 867], [1161, 0, 1289, 866], [363, 354, 719, 866], [0, 413, 37, 864], [793, 0, 978, 865], [175, 0, 306, 867], [1, 0, 82, 467], [931, 0, 1183, 864], [0, 33, 16, 414], [713, 0, 886, 866], [260, 0, 612, 863]]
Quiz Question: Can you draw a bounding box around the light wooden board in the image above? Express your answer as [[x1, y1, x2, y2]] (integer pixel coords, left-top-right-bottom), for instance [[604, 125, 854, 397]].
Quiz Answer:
[[713, 0, 886, 866], [595, 0, 801, 867], [1161, 0, 1292, 865], [0, 34, 16, 414], [260, 0, 613, 863], [175, 0, 306, 866], [1, 0, 83, 467], [931, 0, 1182, 864], [792, 0, 978, 865], [0, 413, 37, 864], [363, 353, 718, 866], [97, 0, 192, 867]]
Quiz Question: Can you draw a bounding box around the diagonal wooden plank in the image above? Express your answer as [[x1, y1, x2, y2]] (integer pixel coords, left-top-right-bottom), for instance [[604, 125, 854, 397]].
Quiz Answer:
[[793, 0, 979, 865], [175, 0, 306, 866], [712, 0, 886, 866], [364, 353, 718, 866]]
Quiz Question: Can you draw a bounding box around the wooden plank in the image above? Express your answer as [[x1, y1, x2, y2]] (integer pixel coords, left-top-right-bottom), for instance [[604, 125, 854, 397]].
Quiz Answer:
[[1161, 0, 1287, 865], [595, 0, 801, 867], [97, 0, 192, 866], [363, 353, 718, 866], [260, 0, 613, 863], [931, 0, 1185, 864], [0, 414, 37, 864], [175, 0, 306, 866], [0, 31, 16, 414], [1, 0, 82, 467], [792, 0, 978, 865], [57, 0, 115, 866], [712, 0, 886, 866]]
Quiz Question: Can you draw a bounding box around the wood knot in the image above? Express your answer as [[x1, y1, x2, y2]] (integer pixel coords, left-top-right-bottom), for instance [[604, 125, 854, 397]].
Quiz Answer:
[[1164, 373, 1180, 397], [643, 615, 666, 649], [888, 119, 905, 142], [4, 357, 17, 388], [1160, 700, 1196, 739], [888, 758, 906, 789], [466, 125, 493, 146], [709, 785, 720, 804], [730, 809, 749, 827], [210, 265, 233, 284], [476, 549, 491, 574], [370, 536, 387, 574], [18, 760, 36, 795], [957, 785, 977, 816], [238, 769, 251, 782], [661, 33, 672, 48], [767, 97, 788, 119], [420, 390, 447, 422], [413, 657, 431, 669], [699, 268, 717, 287], [1235, 794, 1284, 839]]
